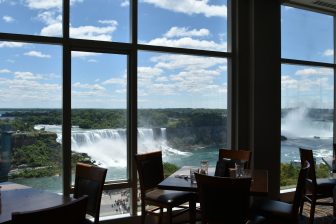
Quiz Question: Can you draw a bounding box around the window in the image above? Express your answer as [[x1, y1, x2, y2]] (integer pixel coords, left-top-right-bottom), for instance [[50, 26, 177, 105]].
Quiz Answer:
[[281, 5, 334, 188], [138, 51, 228, 168], [0, 42, 62, 192], [0, 0, 231, 220]]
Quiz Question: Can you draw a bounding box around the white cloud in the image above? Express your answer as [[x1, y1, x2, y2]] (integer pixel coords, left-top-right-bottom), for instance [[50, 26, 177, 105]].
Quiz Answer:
[[98, 20, 118, 26], [121, 0, 129, 7], [25, 0, 62, 10], [2, 15, 14, 22], [0, 69, 11, 74], [138, 54, 227, 97], [295, 68, 332, 76], [70, 25, 117, 41], [14, 71, 43, 80], [146, 37, 226, 51], [38, 11, 62, 25], [0, 41, 27, 48], [102, 78, 126, 86], [142, 0, 227, 17], [323, 49, 333, 57], [73, 82, 106, 91], [25, 0, 83, 10], [72, 51, 100, 58], [24, 51, 51, 58], [164, 27, 210, 38], [40, 23, 62, 36], [88, 59, 98, 63]]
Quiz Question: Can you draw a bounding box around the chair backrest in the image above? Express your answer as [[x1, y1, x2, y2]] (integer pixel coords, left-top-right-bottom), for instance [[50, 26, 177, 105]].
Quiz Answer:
[[299, 148, 317, 186], [135, 151, 164, 195], [74, 163, 107, 224], [195, 173, 252, 224], [12, 195, 88, 224], [218, 149, 252, 168], [291, 160, 310, 218]]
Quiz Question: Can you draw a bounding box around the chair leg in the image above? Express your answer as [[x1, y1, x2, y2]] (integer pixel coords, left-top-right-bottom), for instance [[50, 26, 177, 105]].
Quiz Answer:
[[189, 199, 196, 224], [299, 198, 305, 215], [167, 207, 173, 224], [309, 198, 316, 224], [158, 208, 163, 224], [141, 204, 146, 224]]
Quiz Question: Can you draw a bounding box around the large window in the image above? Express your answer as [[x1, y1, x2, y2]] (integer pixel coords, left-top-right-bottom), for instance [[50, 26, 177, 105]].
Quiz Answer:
[[0, 0, 230, 220], [281, 5, 334, 188]]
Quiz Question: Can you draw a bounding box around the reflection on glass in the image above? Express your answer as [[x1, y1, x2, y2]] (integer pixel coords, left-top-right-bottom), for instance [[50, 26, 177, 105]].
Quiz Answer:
[[70, 0, 129, 42], [0, 1, 62, 37], [101, 189, 130, 216], [281, 6, 333, 63], [137, 51, 228, 168], [71, 51, 127, 184], [0, 42, 62, 192], [139, 0, 228, 51], [281, 64, 333, 186]]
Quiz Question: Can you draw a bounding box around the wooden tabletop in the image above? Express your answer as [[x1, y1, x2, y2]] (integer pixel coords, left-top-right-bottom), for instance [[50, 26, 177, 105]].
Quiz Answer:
[[0, 182, 73, 223], [158, 166, 268, 196]]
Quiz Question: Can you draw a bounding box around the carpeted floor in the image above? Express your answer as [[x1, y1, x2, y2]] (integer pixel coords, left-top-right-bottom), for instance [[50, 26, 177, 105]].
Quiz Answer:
[[300, 199, 335, 224]]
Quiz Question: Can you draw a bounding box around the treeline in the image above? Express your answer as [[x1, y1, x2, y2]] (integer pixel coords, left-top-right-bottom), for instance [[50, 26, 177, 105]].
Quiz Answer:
[[0, 108, 227, 131]]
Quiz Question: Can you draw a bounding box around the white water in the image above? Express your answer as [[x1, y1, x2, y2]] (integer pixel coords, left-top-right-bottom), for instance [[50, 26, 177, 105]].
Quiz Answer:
[[34, 125, 191, 168], [281, 107, 332, 138]]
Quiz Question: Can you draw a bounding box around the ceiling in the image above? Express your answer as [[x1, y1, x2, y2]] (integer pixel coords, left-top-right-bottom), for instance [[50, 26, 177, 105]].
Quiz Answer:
[[284, 0, 336, 14]]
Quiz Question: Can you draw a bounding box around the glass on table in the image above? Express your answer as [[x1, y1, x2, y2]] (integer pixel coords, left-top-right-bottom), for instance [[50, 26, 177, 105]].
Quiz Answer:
[[235, 160, 246, 177], [200, 160, 208, 175], [190, 168, 199, 184]]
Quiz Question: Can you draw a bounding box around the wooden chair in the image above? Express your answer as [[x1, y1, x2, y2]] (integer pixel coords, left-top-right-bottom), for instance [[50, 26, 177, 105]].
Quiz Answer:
[[12, 195, 88, 224], [218, 149, 252, 168], [135, 151, 196, 224], [299, 148, 336, 224], [251, 160, 310, 224], [74, 163, 107, 224], [195, 173, 252, 224]]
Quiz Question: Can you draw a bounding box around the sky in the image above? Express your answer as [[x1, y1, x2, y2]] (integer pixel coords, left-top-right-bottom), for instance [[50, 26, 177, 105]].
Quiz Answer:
[[0, 1, 333, 109]]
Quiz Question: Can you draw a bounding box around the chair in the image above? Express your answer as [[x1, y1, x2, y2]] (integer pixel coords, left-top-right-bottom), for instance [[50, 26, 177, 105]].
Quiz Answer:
[[135, 151, 196, 224], [12, 195, 88, 224], [218, 149, 252, 168], [215, 149, 252, 177], [251, 160, 310, 224], [195, 173, 252, 224], [299, 148, 336, 224], [74, 163, 107, 224]]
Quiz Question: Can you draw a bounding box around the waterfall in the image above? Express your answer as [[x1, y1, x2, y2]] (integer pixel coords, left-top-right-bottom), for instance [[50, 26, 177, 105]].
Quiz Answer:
[[34, 125, 190, 168], [281, 107, 333, 138]]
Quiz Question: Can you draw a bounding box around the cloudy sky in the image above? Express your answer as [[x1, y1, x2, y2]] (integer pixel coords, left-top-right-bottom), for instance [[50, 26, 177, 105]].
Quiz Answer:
[[0, 1, 333, 109]]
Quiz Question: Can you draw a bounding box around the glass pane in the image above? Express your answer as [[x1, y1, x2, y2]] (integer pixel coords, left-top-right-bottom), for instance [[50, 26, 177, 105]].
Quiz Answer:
[[139, 0, 227, 51], [281, 64, 333, 187], [0, 0, 62, 37], [138, 51, 228, 169], [70, 0, 130, 42], [281, 6, 333, 63], [0, 42, 62, 192], [101, 188, 130, 216], [71, 52, 127, 184]]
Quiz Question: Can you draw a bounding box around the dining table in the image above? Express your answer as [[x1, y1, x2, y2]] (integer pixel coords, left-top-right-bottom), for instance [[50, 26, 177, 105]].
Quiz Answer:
[[322, 156, 336, 173], [158, 166, 269, 196], [0, 182, 73, 223]]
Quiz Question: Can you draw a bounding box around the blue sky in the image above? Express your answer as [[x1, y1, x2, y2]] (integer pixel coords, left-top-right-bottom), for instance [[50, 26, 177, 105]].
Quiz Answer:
[[0, 1, 333, 109]]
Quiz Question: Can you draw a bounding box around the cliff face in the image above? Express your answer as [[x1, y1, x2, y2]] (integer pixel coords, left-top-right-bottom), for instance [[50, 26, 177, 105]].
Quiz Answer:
[[166, 126, 227, 149]]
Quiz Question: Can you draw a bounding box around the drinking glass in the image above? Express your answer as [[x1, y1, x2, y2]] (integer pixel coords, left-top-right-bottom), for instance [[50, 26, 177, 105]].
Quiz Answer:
[[200, 160, 208, 175], [190, 168, 199, 184], [235, 161, 245, 177]]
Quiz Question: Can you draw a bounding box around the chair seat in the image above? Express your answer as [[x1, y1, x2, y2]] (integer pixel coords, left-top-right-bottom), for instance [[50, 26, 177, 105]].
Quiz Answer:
[[252, 198, 293, 220], [145, 189, 195, 206], [316, 178, 336, 194]]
